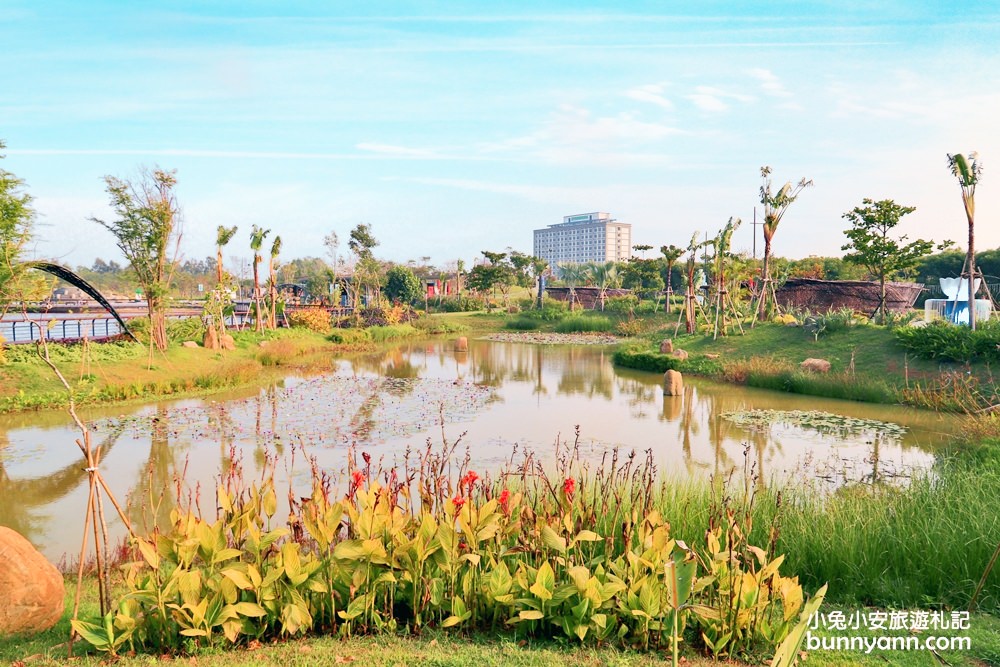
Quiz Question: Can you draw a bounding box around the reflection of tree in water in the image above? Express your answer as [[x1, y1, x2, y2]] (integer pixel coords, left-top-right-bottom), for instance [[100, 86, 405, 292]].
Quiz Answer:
[[556, 348, 612, 399], [208, 402, 237, 478], [0, 424, 124, 542], [127, 405, 176, 535]]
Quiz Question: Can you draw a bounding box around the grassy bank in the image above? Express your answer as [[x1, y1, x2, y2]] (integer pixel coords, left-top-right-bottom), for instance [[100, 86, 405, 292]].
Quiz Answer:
[[613, 321, 987, 408], [0, 327, 397, 413]]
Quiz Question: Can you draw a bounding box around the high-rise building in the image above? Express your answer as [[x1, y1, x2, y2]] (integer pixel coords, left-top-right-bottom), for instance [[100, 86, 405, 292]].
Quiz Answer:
[[533, 212, 632, 272]]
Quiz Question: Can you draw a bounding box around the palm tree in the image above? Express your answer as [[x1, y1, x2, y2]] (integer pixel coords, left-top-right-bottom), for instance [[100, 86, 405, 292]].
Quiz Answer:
[[558, 262, 585, 310], [267, 235, 282, 329], [947, 152, 983, 329], [215, 225, 238, 284], [711, 217, 741, 339], [660, 245, 684, 313], [757, 166, 813, 319], [586, 261, 619, 310], [249, 225, 270, 332]]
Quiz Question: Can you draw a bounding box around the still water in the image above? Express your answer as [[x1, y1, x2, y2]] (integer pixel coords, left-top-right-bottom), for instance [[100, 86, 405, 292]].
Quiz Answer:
[[0, 338, 959, 562]]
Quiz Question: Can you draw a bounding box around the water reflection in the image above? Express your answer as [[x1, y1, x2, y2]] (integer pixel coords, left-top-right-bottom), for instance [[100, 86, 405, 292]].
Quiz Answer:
[[0, 338, 959, 561]]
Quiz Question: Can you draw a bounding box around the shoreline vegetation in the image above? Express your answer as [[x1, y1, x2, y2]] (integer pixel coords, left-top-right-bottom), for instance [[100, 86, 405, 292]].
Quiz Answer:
[[5, 306, 1000, 666]]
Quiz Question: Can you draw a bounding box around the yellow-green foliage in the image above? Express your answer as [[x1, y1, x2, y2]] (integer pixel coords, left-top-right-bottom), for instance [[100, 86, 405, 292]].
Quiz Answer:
[[287, 308, 332, 333], [78, 463, 818, 659]]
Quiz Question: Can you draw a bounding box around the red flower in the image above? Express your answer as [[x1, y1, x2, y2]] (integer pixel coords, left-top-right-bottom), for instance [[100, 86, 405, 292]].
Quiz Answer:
[[452, 495, 466, 511], [351, 470, 365, 488], [460, 470, 479, 492], [563, 477, 576, 498], [498, 489, 511, 514]]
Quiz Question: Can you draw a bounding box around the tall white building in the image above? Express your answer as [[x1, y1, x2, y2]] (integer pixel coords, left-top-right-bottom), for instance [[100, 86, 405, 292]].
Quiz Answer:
[[533, 212, 632, 271]]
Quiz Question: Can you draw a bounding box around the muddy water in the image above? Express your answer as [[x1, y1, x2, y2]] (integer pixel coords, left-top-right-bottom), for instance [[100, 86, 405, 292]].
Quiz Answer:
[[0, 338, 959, 562]]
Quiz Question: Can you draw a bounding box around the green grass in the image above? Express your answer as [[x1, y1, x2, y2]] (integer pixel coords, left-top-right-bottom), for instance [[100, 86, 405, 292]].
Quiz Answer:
[[0, 329, 350, 413], [631, 446, 1000, 613], [612, 322, 976, 406], [4, 579, 997, 666]]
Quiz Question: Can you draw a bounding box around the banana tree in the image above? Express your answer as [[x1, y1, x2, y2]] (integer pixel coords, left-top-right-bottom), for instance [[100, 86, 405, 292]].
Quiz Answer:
[[947, 152, 983, 329], [756, 166, 813, 320]]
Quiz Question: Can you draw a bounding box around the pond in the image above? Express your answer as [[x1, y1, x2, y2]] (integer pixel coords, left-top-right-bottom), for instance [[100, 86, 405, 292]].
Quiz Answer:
[[0, 337, 960, 562]]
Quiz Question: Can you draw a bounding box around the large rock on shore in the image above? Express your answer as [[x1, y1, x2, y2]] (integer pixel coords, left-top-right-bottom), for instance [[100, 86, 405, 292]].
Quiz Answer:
[[0, 527, 65, 635], [671, 349, 689, 362], [659, 339, 674, 354], [203, 326, 220, 350], [220, 333, 236, 351], [663, 369, 683, 396], [800, 358, 831, 373]]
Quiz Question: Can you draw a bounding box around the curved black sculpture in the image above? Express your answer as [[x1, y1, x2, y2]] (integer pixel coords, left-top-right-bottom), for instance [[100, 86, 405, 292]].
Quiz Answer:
[[26, 261, 139, 342]]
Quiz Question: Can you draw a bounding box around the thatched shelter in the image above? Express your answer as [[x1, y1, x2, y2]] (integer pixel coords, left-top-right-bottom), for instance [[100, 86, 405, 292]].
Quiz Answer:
[[545, 286, 632, 309], [775, 278, 923, 314]]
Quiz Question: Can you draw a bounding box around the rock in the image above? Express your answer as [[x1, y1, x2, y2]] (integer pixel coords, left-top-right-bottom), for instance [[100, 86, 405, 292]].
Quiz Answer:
[[203, 326, 220, 350], [0, 527, 65, 635], [182, 341, 198, 348], [671, 349, 689, 361], [705, 353, 720, 360], [455, 336, 469, 352], [800, 358, 831, 373], [663, 369, 683, 396], [659, 339, 674, 354], [220, 334, 236, 351]]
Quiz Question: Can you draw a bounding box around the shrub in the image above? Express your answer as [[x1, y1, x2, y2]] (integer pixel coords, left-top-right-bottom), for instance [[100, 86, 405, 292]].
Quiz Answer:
[[615, 319, 645, 337], [286, 307, 332, 333], [612, 346, 679, 373], [895, 319, 1000, 363], [554, 315, 613, 333], [436, 295, 485, 312], [605, 294, 639, 314]]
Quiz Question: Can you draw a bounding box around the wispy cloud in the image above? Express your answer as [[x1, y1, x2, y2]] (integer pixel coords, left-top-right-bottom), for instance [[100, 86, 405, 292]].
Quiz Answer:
[[748, 68, 792, 98], [625, 83, 674, 110], [685, 86, 754, 112]]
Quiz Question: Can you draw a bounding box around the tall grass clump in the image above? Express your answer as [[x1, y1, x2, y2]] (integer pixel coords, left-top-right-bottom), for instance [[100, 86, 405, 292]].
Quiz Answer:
[[366, 323, 420, 342], [504, 316, 540, 331], [554, 315, 613, 333]]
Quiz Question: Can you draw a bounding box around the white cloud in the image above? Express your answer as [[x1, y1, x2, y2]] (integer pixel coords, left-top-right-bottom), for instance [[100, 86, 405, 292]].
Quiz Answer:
[[625, 82, 674, 110], [685, 86, 754, 112], [748, 68, 793, 98]]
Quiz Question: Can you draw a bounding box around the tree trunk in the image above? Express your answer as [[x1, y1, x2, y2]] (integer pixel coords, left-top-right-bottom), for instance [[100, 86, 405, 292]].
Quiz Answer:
[[968, 218, 977, 330], [757, 239, 772, 320], [148, 296, 168, 351], [879, 273, 886, 324], [664, 261, 673, 313], [536, 276, 543, 309], [216, 249, 224, 284], [252, 257, 263, 332]]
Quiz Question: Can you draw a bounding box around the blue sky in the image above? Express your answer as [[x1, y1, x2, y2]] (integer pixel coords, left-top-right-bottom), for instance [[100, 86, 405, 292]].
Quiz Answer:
[[3, 1, 999, 269]]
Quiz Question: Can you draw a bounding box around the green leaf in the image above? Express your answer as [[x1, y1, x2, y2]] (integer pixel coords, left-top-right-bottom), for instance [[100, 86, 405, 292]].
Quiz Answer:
[[529, 562, 555, 601], [540, 525, 567, 553], [70, 619, 111, 650], [333, 539, 368, 560], [574, 530, 601, 543], [233, 601, 267, 618], [221, 568, 254, 591]]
